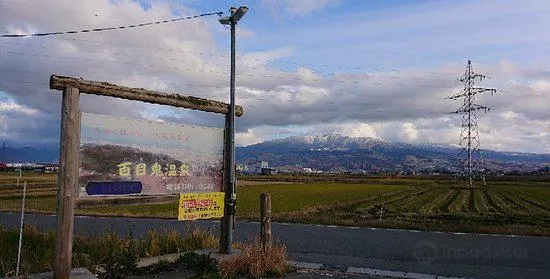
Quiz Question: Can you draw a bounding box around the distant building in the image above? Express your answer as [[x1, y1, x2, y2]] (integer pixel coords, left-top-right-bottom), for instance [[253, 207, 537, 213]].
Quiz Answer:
[[261, 167, 277, 175], [236, 164, 248, 172], [44, 164, 59, 173], [4, 162, 58, 173], [247, 161, 268, 174], [275, 165, 322, 174]]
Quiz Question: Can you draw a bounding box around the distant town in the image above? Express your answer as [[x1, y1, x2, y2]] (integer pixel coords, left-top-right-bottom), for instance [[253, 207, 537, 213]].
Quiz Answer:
[[0, 162, 59, 173], [2, 159, 548, 176], [237, 160, 549, 176]]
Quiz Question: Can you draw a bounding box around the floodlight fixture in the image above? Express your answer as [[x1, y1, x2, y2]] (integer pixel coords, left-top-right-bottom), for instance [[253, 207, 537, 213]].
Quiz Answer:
[[232, 6, 248, 22], [218, 6, 248, 25]]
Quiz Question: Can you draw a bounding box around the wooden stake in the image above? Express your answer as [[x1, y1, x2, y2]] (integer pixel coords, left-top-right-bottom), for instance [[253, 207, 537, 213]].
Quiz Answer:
[[260, 193, 272, 250], [54, 86, 80, 279]]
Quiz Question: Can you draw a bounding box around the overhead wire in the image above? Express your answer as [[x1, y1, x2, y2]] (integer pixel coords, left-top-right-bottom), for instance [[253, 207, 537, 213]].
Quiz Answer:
[[0, 87, 455, 116], [1, 11, 223, 38], [0, 0, 216, 31], [0, 76, 456, 104], [0, 2, 516, 82], [0, 50, 462, 89], [1, 39, 464, 78]]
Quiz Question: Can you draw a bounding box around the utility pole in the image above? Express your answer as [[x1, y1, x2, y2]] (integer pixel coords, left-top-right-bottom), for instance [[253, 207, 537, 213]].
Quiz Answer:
[[448, 60, 496, 188], [218, 6, 248, 254]]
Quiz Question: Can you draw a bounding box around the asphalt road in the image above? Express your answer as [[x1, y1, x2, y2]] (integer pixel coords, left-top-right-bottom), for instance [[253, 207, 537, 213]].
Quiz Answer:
[[1, 212, 548, 279]]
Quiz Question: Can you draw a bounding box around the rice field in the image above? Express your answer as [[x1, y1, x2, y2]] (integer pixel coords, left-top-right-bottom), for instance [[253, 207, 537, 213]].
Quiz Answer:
[[1, 172, 549, 235]]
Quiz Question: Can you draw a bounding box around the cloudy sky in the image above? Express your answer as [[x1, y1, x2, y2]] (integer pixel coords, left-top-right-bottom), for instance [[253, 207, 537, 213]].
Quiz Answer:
[[0, 0, 549, 153]]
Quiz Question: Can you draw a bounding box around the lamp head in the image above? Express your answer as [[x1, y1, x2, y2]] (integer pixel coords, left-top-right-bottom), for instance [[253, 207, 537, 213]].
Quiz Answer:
[[218, 16, 231, 25], [219, 6, 248, 25], [231, 6, 248, 22]]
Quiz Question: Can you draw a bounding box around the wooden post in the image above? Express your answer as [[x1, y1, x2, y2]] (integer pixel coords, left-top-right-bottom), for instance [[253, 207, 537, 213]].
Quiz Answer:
[[260, 193, 272, 251], [49, 75, 244, 117], [54, 86, 80, 279]]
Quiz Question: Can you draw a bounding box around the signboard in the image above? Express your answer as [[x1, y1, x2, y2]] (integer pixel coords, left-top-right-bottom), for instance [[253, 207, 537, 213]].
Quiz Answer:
[[178, 192, 225, 220], [79, 112, 224, 196]]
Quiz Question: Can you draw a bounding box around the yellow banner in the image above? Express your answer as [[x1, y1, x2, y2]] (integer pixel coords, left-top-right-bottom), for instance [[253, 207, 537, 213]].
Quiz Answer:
[[178, 192, 225, 220]]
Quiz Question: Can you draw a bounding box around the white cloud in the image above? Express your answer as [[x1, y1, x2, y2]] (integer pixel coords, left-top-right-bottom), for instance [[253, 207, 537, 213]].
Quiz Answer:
[[236, 130, 263, 147], [0, 1, 548, 154], [0, 101, 38, 116], [400, 123, 419, 142], [337, 123, 379, 139], [260, 0, 340, 17]]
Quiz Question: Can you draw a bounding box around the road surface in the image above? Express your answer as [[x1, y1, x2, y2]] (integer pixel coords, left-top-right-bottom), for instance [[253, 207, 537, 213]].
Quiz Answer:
[[1, 212, 548, 279]]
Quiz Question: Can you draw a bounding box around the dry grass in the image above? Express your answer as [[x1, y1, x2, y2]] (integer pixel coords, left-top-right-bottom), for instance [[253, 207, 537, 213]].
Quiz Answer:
[[219, 238, 287, 279], [0, 225, 218, 278], [142, 227, 217, 258]]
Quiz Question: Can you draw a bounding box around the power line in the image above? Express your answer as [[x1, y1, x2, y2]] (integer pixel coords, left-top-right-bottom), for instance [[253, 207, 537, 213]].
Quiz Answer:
[[4, 51, 454, 85], [0, 79, 453, 107], [1, 12, 223, 38], [2, 38, 479, 79], [0, 51, 460, 88], [0, 65, 459, 91], [0, 0, 216, 30], [4, 37, 510, 85], [1, 87, 453, 117], [448, 60, 497, 188]]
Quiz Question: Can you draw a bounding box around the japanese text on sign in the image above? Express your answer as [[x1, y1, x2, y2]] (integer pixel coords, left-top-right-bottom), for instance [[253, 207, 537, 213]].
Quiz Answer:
[[117, 162, 190, 177], [178, 192, 225, 220], [79, 112, 224, 196]]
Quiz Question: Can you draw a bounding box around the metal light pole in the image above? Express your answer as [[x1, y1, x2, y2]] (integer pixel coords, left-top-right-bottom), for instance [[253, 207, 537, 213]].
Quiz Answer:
[[218, 6, 248, 254]]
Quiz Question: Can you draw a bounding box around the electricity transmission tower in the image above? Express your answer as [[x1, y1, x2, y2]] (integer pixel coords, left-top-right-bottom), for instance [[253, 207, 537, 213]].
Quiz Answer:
[[448, 60, 496, 188]]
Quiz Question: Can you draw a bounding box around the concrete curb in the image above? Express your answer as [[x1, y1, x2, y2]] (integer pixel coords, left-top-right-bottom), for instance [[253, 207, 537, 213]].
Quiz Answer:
[[4, 268, 97, 279], [136, 253, 479, 279], [286, 260, 479, 279], [137, 252, 181, 268]]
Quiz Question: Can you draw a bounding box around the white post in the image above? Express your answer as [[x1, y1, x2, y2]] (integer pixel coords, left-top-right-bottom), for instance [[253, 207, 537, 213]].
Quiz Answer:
[[16, 180, 27, 276]]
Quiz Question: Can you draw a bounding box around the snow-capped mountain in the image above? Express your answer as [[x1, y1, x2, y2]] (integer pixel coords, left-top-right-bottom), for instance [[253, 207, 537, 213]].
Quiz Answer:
[[236, 133, 550, 173]]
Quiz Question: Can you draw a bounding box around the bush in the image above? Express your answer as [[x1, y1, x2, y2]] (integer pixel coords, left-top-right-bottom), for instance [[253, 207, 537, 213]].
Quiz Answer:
[[182, 227, 218, 251], [180, 252, 220, 277], [97, 231, 139, 278], [219, 239, 287, 279]]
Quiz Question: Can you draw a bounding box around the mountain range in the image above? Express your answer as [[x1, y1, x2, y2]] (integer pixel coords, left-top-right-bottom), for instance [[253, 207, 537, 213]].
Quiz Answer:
[[236, 134, 550, 174], [1, 146, 59, 163], [3, 134, 549, 174]]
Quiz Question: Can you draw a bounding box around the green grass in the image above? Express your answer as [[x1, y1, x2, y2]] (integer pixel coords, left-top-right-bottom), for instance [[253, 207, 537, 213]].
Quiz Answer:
[[235, 183, 407, 219], [0, 196, 57, 213], [293, 184, 550, 235], [0, 183, 408, 219], [1, 172, 550, 235], [79, 202, 178, 218]]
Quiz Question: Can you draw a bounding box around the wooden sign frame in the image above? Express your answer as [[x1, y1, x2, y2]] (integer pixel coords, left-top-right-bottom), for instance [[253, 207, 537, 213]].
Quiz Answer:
[[50, 75, 242, 278]]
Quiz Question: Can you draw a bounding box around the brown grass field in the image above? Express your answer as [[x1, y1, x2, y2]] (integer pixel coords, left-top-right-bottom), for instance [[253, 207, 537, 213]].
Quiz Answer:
[[1, 172, 549, 236]]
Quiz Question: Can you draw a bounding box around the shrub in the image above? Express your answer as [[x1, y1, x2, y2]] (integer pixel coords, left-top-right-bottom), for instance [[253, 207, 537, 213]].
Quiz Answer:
[[179, 252, 219, 276], [182, 227, 217, 251], [219, 239, 287, 279], [95, 231, 139, 279]]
